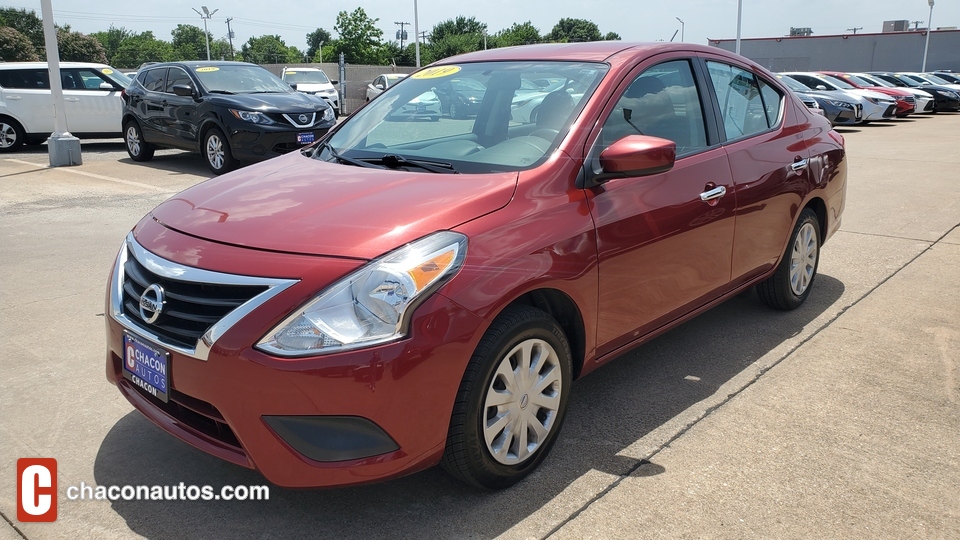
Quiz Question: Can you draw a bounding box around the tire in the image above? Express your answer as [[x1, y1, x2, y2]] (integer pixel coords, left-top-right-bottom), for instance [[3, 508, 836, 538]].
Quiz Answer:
[[123, 120, 154, 162], [0, 117, 25, 153], [203, 126, 238, 175], [442, 305, 573, 489], [757, 208, 821, 310], [449, 102, 462, 119]]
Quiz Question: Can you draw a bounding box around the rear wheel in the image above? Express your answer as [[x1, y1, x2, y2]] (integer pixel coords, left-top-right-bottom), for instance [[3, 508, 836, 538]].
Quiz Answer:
[[203, 127, 238, 174], [0, 118, 25, 153], [757, 208, 821, 310], [442, 305, 572, 489], [123, 120, 154, 162]]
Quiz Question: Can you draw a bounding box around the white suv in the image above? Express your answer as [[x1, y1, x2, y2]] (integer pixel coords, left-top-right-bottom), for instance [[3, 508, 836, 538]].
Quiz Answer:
[[280, 67, 340, 116], [0, 62, 131, 152]]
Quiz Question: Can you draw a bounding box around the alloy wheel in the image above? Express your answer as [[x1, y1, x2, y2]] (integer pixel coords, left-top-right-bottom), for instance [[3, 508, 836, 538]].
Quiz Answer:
[[789, 222, 818, 296], [206, 133, 225, 170], [0, 123, 17, 149]]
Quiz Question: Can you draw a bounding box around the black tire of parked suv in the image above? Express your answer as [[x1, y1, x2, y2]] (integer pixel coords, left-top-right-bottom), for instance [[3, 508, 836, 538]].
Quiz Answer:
[[202, 127, 239, 175], [441, 305, 572, 489], [757, 208, 821, 310], [123, 120, 154, 162], [0, 117, 26, 153]]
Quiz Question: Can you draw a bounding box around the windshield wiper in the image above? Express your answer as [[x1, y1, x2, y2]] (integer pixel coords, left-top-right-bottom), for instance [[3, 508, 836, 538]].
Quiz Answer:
[[317, 141, 385, 169], [207, 90, 235, 95], [362, 154, 459, 174]]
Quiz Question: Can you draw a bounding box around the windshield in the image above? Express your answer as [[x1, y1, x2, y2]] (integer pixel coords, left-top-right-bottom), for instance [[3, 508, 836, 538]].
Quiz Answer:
[[922, 74, 951, 85], [856, 74, 892, 88], [822, 74, 854, 89], [318, 61, 607, 174], [843, 74, 873, 87], [777, 74, 812, 93], [193, 64, 293, 94], [900, 74, 927, 85], [100, 67, 132, 88], [283, 70, 330, 85]]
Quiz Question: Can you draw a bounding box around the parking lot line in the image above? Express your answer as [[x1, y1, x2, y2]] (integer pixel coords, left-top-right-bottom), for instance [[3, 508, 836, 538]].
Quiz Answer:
[[4, 159, 171, 193]]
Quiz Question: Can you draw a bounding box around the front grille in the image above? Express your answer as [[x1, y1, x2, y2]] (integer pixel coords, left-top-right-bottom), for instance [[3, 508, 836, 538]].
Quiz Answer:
[[924, 100, 934, 111], [904, 95, 915, 104], [121, 248, 268, 349], [884, 104, 897, 117]]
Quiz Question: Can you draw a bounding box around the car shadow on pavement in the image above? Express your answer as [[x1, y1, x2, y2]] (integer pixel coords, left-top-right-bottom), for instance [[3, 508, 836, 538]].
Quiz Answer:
[[94, 275, 844, 539], [117, 154, 213, 177]]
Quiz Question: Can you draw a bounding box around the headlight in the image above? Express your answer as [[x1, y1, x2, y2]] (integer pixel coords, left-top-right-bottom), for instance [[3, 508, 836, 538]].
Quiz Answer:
[[936, 89, 960, 99], [321, 107, 335, 122], [257, 231, 467, 356], [229, 109, 275, 125], [864, 97, 879, 104]]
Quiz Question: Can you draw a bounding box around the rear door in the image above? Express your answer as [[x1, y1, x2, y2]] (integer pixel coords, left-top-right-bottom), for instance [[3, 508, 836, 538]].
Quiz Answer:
[[132, 68, 169, 143], [588, 55, 737, 357], [0, 68, 52, 135], [161, 66, 201, 144], [702, 56, 813, 285]]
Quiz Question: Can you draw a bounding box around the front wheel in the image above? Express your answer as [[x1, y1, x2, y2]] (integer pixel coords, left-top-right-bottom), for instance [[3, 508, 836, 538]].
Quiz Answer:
[[757, 208, 821, 310], [203, 127, 238, 175], [442, 305, 572, 489]]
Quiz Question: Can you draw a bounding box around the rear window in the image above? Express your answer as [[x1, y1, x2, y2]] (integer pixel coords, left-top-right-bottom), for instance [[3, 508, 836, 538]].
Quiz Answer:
[[0, 69, 49, 89]]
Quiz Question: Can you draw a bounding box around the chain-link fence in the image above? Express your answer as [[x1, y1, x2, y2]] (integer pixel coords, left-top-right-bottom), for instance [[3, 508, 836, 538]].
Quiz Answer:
[[262, 63, 418, 115]]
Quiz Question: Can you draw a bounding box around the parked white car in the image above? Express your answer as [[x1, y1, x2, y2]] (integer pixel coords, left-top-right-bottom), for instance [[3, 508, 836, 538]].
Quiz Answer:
[[782, 72, 897, 122], [280, 67, 340, 117], [366, 73, 407, 101], [853, 73, 935, 114], [0, 62, 131, 152]]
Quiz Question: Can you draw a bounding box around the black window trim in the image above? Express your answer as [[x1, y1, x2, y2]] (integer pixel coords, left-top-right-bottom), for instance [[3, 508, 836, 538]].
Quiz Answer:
[[698, 55, 785, 145]]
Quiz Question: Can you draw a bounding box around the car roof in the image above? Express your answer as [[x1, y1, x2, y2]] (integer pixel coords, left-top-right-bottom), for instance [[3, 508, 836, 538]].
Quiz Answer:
[[0, 62, 112, 69], [283, 67, 323, 72], [427, 42, 731, 65], [140, 61, 261, 70]]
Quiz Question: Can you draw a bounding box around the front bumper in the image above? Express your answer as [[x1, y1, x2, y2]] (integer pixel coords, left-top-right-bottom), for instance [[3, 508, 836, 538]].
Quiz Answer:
[[224, 117, 335, 162], [105, 223, 485, 487]]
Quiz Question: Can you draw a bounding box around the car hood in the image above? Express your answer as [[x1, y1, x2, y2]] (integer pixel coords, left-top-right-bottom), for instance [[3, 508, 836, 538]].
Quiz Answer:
[[847, 88, 896, 102], [148, 151, 518, 260], [207, 91, 328, 112]]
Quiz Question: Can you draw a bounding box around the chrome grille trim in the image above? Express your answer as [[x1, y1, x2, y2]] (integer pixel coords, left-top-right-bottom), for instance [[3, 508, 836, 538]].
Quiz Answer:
[[109, 233, 298, 361], [281, 112, 316, 128]]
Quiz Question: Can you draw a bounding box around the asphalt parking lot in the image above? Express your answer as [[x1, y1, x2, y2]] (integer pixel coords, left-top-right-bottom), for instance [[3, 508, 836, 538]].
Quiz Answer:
[[2, 114, 959, 539]]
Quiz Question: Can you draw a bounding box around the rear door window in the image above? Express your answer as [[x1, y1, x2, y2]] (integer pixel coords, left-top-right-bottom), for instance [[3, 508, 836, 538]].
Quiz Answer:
[[139, 69, 166, 92], [0, 69, 49, 89], [706, 62, 781, 140], [164, 68, 192, 93]]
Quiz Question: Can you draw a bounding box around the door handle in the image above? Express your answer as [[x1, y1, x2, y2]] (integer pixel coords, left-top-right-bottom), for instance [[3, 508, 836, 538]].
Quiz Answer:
[[7, 95, 21, 100], [791, 158, 808, 172], [64, 97, 80, 102], [700, 185, 727, 202]]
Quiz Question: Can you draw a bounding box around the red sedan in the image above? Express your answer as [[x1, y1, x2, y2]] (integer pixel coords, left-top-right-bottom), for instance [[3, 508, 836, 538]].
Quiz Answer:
[[106, 42, 846, 489], [819, 71, 916, 117]]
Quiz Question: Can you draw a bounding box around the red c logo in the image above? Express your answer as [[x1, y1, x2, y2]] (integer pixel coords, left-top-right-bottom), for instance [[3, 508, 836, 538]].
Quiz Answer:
[[17, 458, 57, 522]]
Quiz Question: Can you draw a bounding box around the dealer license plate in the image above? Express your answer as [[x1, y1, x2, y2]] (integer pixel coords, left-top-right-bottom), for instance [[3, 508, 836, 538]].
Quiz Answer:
[[122, 333, 170, 403], [297, 132, 315, 145]]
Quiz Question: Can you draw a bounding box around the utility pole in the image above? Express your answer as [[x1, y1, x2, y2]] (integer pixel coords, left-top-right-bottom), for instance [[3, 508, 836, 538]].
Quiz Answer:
[[912, 20, 924, 30], [394, 21, 409, 49], [225, 17, 235, 60], [846, 27, 862, 34], [192, 6, 219, 60]]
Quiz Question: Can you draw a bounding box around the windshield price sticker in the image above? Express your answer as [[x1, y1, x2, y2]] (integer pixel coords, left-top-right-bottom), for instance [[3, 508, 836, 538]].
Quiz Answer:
[[196, 67, 219, 73], [412, 66, 461, 79]]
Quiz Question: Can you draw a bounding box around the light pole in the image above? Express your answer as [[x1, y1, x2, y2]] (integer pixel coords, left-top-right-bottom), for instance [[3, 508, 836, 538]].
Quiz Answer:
[[676, 17, 685, 42], [191, 6, 219, 61], [922, 0, 935, 71], [736, 0, 743, 54], [414, 0, 421, 67]]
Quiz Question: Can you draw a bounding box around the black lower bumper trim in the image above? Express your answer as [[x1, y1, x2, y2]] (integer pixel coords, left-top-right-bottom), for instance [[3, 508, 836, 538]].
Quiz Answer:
[[263, 415, 400, 462]]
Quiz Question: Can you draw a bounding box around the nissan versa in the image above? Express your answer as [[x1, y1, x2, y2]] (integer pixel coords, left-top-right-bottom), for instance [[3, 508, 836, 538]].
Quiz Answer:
[[106, 43, 846, 490]]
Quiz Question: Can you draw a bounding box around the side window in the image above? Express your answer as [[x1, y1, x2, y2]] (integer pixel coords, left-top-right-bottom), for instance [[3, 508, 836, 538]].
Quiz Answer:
[[72, 69, 111, 90], [599, 59, 708, 156], [140, 68, 166, 92], [374, 76, 385, 88], [165, 68, 192, 93], [757, 77, 783, 127], [706, 61, 769, 140], [0, 69, 49, 89]]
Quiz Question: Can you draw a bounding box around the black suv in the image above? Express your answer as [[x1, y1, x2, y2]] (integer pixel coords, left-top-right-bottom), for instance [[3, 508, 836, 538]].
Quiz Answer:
[[121, 61, 336, 174]]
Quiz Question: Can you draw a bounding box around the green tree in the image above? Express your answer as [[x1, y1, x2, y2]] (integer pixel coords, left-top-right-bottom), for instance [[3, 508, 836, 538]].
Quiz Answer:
[[604, 32, 622, 41], [430, 16, 486, 43], [492, 21, 541, 48], [306, 28, 332, 60], [57, 28, 108, 63], [546, 18, 602, 43], [425, 16, 487, 62], [240, 34, 302, 64], [0, 7, 44, 56], [332, 8, 383, 64], [171, 24, 211, 60], [0, 26, 40, 61], [91, 26, 133, 62], [111, 31, 174, 68], [210, 38, 233, 61]]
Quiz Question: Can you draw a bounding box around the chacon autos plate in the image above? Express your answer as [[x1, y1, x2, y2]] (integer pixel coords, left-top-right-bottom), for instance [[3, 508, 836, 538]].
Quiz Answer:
[[122, 333, 170, 403]]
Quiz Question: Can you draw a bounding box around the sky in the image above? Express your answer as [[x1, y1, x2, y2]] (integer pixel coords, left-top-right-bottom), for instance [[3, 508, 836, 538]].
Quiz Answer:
[[4, 0, 958, 56]]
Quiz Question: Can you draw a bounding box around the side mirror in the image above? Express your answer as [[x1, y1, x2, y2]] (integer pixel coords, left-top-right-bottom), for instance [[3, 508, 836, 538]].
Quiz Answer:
[[331, 80, 339, 85], [289, 82, 298, 90], [99, 82, 116, 91], [815, 85, 827, 90], [172, 84, 195, 98], [585, 135, 675, 187], [375, 83, 385, 90]]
